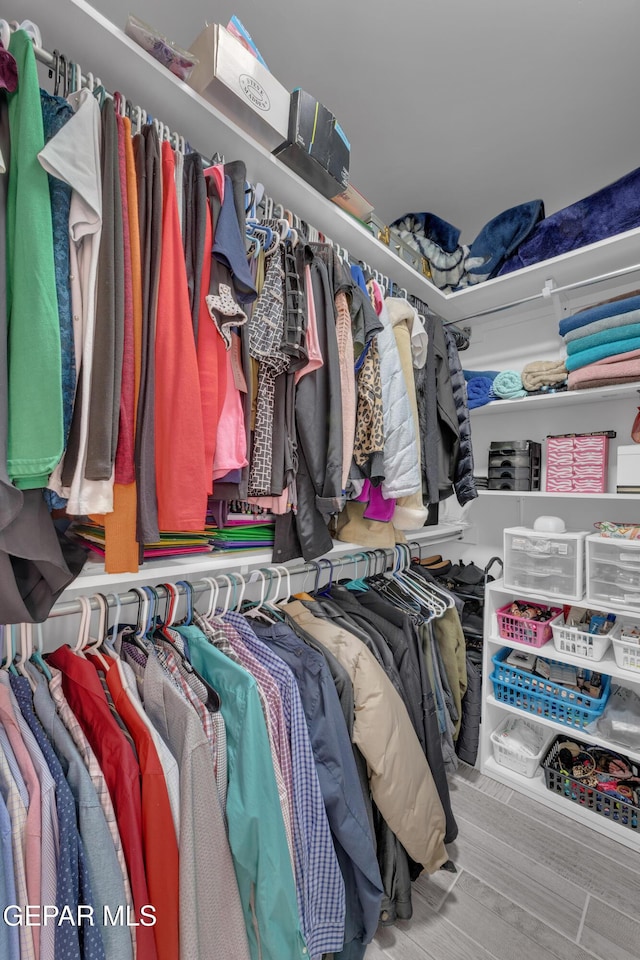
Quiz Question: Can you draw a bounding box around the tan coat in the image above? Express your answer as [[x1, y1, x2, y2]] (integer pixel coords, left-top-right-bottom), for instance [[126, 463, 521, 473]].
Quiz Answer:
[[282, 600, 447, 873]]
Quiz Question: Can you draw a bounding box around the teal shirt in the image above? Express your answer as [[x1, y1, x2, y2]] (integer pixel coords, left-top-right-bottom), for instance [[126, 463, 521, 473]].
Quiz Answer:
[[177, 625, 308, 960], [7, 31, 63, 487]]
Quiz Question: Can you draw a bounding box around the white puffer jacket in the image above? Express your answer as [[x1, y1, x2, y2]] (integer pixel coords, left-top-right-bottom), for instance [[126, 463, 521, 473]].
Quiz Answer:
[[377, 301, 422, 500]]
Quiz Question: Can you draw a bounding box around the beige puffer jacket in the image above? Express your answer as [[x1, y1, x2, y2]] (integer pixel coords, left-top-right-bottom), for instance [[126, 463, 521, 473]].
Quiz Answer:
[[282, 600, 447, 873]]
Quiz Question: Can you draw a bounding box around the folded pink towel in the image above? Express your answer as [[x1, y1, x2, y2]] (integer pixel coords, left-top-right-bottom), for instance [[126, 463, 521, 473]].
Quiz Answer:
[[568, 348, 640, 390]]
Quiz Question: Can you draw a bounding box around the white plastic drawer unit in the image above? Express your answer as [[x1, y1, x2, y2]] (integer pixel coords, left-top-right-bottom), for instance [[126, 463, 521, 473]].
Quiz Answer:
[[503, 527, 587, 601], [587, 533, 640, 608]]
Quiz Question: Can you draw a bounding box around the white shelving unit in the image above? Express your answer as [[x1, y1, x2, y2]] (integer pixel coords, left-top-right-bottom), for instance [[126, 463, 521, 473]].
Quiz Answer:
[[481, 579, 640, 851]]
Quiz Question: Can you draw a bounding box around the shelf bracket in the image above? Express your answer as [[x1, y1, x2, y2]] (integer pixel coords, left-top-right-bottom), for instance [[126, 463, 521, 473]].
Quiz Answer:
[[542, 278, 569, 325]]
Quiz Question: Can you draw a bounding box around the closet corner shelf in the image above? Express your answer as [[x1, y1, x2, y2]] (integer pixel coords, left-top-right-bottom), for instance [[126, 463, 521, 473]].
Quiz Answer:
[[22, 0, 640, 325], [60, 522, 467, 596], [477, 490, 640, 501], [480, 755, 640, 852], [470, 381, 640, 416], [485, 694, 640, 767], [486, 631, 640, 686]]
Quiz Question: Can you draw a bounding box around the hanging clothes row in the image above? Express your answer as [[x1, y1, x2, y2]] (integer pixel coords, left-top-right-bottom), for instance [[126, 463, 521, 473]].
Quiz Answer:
[[0, 25, 477, 626], [0, 544, 466, 960]]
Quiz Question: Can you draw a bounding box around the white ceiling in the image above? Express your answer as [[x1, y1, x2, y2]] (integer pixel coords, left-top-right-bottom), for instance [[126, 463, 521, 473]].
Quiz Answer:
[[89, 0, 640, 241]]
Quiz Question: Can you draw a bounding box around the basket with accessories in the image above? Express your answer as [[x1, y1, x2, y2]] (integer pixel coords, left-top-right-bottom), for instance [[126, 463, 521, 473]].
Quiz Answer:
[[491, 648, 611, 729], [490, 716, 553, 778], [551, 606, 618, 661], [611, 619, 640, 673], [542, 735, 640, 831], [496, 599, 562, 648]]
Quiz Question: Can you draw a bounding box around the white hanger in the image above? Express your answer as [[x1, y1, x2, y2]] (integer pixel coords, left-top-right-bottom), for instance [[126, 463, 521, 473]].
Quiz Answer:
[[16, 624, 36, 691], [73, 596, 92, 654], [0, 20, 11, 49], [85, 594, 111, 672], [276, 566, 292, 602], [217, 575, 234, 616], [18, 19, 41, 47], [234, 573, 247, 611], [202, 577, 219, 619]]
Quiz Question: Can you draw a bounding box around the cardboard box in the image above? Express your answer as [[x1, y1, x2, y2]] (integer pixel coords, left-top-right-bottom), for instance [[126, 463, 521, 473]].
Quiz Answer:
[[274, 89, 350, 199], [331, 183, 374, 220], [188, 24, 289, 151]]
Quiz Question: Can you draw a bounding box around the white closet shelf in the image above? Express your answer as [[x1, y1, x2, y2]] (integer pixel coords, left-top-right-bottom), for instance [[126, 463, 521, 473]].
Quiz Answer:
[[14, 0, 640, 324], [487, 631, 640, 685], [470, 381, 640, 416], [60, 522, 467, 596], [482, 756, 640, 852], [486, 695, 640, 767], [477, 490, 640, 500]]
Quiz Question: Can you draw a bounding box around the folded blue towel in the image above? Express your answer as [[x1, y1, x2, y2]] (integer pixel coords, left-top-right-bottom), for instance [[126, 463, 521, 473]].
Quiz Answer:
[[558, 294, 640, 337], [566, 322, 640, 356], [492, 370, 527, 399], [463, 369, 499, 382], [466, 377, 496, 408], [566, 336, 640, 372]]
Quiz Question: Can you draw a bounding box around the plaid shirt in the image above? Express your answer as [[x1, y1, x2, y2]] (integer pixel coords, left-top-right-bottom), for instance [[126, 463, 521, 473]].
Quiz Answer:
[[224, 612, 346, 959], [156, 638, 228, 812], [49, 668, 137, 959], [194, 613, 295, 870]]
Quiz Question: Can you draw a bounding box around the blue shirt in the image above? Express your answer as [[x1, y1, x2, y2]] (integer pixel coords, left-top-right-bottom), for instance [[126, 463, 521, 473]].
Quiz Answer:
[[224, 611, 346, 958], [251, 620, 384, 947], [11, 675, 106, 960], [177, 624, 308, 960]]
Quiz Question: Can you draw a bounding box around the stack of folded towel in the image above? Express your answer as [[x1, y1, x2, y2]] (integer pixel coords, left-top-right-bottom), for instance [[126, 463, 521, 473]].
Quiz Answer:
[[463, 365, 566, 407], [560, 291, 640, 389]]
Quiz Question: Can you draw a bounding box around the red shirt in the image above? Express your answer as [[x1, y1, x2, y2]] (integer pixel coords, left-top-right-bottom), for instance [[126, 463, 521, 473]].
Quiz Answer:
[[89, 654, 180, 960], [155, 141, 208, 530], [47, 646, 158, 960]]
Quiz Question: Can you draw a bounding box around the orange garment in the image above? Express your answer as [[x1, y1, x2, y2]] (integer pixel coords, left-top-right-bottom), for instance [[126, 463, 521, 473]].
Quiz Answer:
[[196, 197, 226, 493], [103, 117, 143, 572], [155, 142, 207, 529], [87, 654, 180, 960]]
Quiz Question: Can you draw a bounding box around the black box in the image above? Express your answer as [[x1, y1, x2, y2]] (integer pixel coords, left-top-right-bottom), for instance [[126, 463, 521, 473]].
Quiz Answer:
[[273, 88, 350, 199]]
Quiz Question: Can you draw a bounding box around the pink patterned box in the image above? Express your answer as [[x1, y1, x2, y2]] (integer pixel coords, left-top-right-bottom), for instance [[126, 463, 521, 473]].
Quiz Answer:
[[546, 435, 608, 493]]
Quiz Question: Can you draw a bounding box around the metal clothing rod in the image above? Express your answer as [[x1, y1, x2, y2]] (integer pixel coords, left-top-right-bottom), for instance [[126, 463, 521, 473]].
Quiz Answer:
[[43, 542, 433, 622], [443, 261, 640, 325]]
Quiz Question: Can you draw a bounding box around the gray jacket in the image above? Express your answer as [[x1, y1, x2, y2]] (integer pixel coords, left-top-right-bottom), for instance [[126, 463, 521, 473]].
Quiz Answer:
[[444, 326, 477, 506]]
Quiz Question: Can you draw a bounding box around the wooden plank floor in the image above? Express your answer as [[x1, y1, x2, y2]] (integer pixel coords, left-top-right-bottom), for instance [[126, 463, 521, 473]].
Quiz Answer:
[[371, 761, 640, 960]]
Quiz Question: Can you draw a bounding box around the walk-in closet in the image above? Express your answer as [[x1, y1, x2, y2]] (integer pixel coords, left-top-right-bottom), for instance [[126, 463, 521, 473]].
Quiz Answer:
[[1, 2, 639, 958]]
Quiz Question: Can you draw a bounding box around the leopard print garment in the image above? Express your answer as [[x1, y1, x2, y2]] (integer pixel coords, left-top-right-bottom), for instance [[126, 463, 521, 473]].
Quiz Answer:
[[353, 336, 385, 469]]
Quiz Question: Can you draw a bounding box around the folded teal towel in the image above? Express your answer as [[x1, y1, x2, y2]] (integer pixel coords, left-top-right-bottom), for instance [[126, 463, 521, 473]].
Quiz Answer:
[[566, 337, 640, 371], [492, 370, 527, 399], [567, 322, 640, 356]]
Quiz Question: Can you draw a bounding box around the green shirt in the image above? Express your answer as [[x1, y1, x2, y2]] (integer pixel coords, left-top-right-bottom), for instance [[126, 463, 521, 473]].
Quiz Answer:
[[7, 30, 62, 488], [177, 625, 308, 960]]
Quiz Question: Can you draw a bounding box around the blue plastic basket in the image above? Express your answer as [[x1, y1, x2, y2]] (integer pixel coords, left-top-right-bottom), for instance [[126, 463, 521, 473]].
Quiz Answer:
[[491, 648, 610, 730]]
